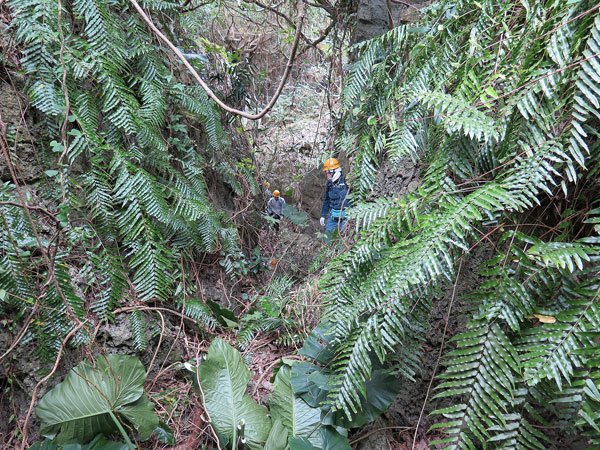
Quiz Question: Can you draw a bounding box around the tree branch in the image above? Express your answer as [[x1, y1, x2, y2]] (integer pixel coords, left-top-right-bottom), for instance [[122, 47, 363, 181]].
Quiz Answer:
[[390, 0, 422, 11], [182, 0, 212, 13], [20, 320, 89, 450], [300, 20, 336, 55], [0, 201, 60, 223], [129, 0, 306, 120]]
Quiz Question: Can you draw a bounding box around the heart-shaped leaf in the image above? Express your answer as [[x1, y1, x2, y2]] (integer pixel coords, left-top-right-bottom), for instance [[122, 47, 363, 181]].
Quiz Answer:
[[193, 339, 271, 449], [36, 355, 158, 445]]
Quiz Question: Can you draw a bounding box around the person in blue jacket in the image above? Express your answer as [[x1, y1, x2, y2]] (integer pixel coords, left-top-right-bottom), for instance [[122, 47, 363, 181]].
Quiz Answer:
[[320, 158, 351, 233]]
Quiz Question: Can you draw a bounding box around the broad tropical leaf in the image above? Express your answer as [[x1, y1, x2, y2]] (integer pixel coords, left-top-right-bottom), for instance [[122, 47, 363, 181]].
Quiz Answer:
[[282, 203, 309, 227], [264, 419, 289, 450], [271, 365, 321, 447], [289, 436, 316, 450], [30, 434, 129, 450], [154, 421, 175, 445], [291, 323, 400, 435], [36, 355, 158, 444], [193, 338, 271, 449]]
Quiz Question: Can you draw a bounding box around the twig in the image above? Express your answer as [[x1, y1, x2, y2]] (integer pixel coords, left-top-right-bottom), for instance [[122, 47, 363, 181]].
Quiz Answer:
[[20, 320, 89, 450], [146, 310, 165, 377], [246, 0, 334, 53], [57, 0, 71, 202], [250, 354, 303, 396], [129, 0, 305, 120], [0, 201, 60, 223], [149, 361, 183, 390], [150, 254, 188, 390], [350, 426, 415, 445], [411, 260, 463, 449], [387, 0, 395, 29], [0, 303, 39, 364], [182, 0, 211, 13], [390, 0, 422, 11], [113, 305, 212, 330], [1, 115, 84, 326], [193, 345, 222, 450]]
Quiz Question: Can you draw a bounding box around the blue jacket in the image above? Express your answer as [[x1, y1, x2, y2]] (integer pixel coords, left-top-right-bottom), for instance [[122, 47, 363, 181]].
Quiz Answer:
[[320, 176, 350, 218]]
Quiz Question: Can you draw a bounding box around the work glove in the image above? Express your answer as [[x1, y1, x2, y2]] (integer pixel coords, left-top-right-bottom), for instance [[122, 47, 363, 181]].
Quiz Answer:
[[320, 217, 325, 227]]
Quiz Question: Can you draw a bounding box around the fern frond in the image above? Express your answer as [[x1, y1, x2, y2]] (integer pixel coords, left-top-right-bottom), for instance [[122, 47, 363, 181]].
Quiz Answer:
[[518, 297, 599, 390], [89, 246, 127, 320], [175, 298, 217, 330], [127, 239, 173, 302], [343, 43, 379, 109], [578, 376, 600, 444], [6, 0, 253, 368], [319, 0, 600, 437], [568, 15, 600, 177], [432, 324, 520, 448], [417, 90, 499, 143], [484, 387, 549, 449], [72, 0, 111, 54], [129, 309, 148, 351]]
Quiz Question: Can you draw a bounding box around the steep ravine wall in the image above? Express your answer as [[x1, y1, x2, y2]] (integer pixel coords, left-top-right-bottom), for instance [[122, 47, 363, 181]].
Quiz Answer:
[[345, 2, 591, 448]]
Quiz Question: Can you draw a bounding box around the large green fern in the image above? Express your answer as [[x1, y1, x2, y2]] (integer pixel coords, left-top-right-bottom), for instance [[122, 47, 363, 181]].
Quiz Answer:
[[317, 0, 600, 446], [1, 0, 252, 360]]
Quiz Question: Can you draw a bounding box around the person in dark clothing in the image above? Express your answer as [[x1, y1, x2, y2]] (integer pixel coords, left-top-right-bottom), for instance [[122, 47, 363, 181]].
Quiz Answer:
[[320, 158, 350, 233]]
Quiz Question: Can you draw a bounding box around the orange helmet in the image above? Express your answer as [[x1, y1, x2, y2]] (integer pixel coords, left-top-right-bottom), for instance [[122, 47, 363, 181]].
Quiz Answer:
[[322, 158, 341, 171], [273, 190, 280, 197]]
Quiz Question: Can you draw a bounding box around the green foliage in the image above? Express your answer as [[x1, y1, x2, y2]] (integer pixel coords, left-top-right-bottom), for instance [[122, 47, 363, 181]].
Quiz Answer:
[[237, 276, 304, 350], [271, 365, 322, 448], [187, 338, 364, 450], [283, 203, 309, 227], [291, 323, 401, 432], [153, 421, 176, 445], [175, 297, 218, 331], [190, 338, 272, 449], [30, 434, 129, 450], [128, 309, 147, 351], [316, 0, 600, 446], [264, 420, 289, 450], [1, 0, 255, 360], [36, 354, 158, 446], [0, 185, 91, 359]]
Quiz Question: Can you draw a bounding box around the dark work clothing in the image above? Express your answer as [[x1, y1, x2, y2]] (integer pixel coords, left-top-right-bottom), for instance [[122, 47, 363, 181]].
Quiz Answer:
[[320, 176, 350, 220], [326, 214, 346, 232], [269, 211, 281, 231]]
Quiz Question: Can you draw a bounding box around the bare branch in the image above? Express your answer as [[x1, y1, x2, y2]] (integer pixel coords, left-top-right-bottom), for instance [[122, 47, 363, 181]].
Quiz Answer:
[[20, 320, 89, 450], [129, 0, 306, 120], [390, 0, 422, 11], [0, 201, 60, 223]]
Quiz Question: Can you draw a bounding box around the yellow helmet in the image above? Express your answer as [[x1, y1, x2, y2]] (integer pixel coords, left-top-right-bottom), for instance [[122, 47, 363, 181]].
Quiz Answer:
[[264, 181, 270, 188], [323, 158, 340, 171], [273, 190, 280, 197]]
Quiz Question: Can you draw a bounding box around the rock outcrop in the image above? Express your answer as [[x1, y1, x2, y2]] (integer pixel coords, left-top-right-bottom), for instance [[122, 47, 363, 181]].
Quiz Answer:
[[351, 0, 432, 46], [0, 77, 41, 183]]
